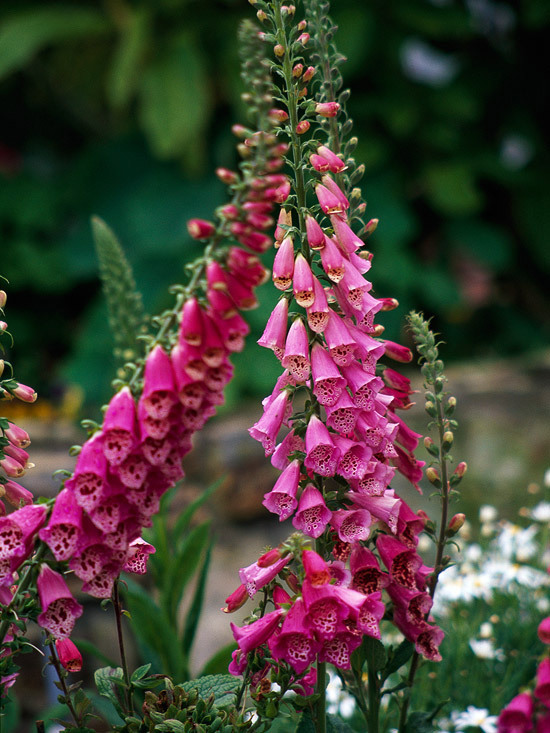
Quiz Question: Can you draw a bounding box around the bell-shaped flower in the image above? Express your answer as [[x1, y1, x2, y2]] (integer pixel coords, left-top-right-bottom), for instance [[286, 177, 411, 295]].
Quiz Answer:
[[305, 214, 325, 249], [0, 503, 47, 572], [334, 435, 372, 480], [141, 345, 178, 420], [302, 549, 331, 586], [377, 535, 422, 589], [102, 387, 137, 466], [272, 235, 295, 290], [271, 429, 305, 470], [311, 343, 346, 407], [37, 565, 83, 639], [318, 625, 362, 669], [317, 146, 346, 174], [269, 598, 320, 674], [320, 236, 345, 283], [249, 389, 290, 456], [304, 415, 340, 477], [262, 459, 301, 521], [257, 298, 288, 360], [123, 537, 156, 575], [231, 608, 285, 656], [497, 693, 534, 732], [179, 297, 204, 346], [293, 253, 315, 307], [292, 485, 332, 538], [324, 393, 359, 434], [239, 553, 290, 598], [39, 488, 82, 561], [306, 276, 330, 333], [330, 508, 371, 543], [55, 638, 82, 672], [341, 364, 383, 410], [281, 318, 310, 381], [350, 546, 389, 595], [324, 311, 357, 366]]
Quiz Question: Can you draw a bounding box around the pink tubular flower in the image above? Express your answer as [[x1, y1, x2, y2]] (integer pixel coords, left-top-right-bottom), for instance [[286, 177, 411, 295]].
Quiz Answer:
[[310, 343, 346, 406], [55, 638, 82, 672], [141, 345, 178, 420], [306, 276, 330, 333], [292, 485, 332, 538], [330, 508, 371, 543], [304, 415, 340, 477], [318, 626, 362, 669], [317, 146, 346, 174], [498, 692, 534, 731], [350, 546, 389, 595], [39, 488, 82, 561], [316, 184, 346, 217], [37, 565, 83, 639], [310, 153, 330, 173], [539, 617, 550, 644], [293, 253, 315, 307], [302, 549, 331, 586], [320, 236, 345, 283], [123, 537, 156, 574], [324, 311, 357, 366], [262, 459, 301, 521], [272, 235, 295, 290], [231, 608, 285, 656], [12, 383, 37, 403], [269, 598, 320, 673], [376, 535, 422, 589], [382, 340, 413, 364], [305, 214, 325, 249], [281, 318, 310, 381], [102, 387, 137, 465], [239, 553, 290, 597], [257, 297, 288, 359], [179, 297, 204, 346], [0, 503, 47, 574], [248, 389, 290, 456], [535, 659, 550, 705], [271, 429, 305, 470], [331, 215, 365, 254], [3, 480, 33, 508], [222, 584, 248, 613], [5, 422, 31, 449]]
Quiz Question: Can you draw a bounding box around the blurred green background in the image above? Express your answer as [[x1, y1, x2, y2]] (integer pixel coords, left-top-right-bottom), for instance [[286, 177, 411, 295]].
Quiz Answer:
[[1, 0, 549, 412]]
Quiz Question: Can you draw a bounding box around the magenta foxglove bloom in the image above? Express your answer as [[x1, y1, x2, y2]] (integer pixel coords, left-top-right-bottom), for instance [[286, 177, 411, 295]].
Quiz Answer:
[[319, 235, 345, 283], [341, 364, 383, 409], [316, 146, 346, 174], [293, 253, 315, 308], [123, 538, 156, 575], [271, 429, 305, 470], [393, 608, 444, 661], [262, 459, 301, 521], [65, 433, 108, 513], [301, 581, 351, 640], [179, 296, 204, 346], [269, 598, 320, 674], [249, 389, 290, 456], [318, 627, 362, 669], [281, 318, 310, 381], [330, 214, 364, 254], [302, 549, 331, 586], [231, 608, 285, 656], [377, 535, 422, 589], [305, 214, 325, 249], [535, 659, 550, 705], [387, 584, 432, 626], [37, 564, 83, 639], [330, 508, 371, 543], [350, 546, 389, 595], [292, 485, 332, 538], [0, 504, 47, 575], [3, 480, 33, 508], [539, 617, 550, 644], [310, 343, 346, 407], [323, 311, 357, 366], [272, 235, 295, 290], [324, 393, 359, 434], [321, 175, 350, 211], [315, 184, 346, 217], [239, 553, 290, 598], [333, 436, 372, 480], [102, 387, 137, 465], [257, 297, 288, 359], [306, 276, 330, 333], [304, 415, 340, 477], [39, 488, 82, 561], [497, 693, 534, 731], [141, 345, 178, 420]]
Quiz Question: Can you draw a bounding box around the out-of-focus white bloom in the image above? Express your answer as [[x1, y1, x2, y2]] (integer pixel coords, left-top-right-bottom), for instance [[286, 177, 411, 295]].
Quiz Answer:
[[481, 522, 496, 537], [418, 534, 432, 553], [326, 672, 356, 718], [479, 505, 498, 523], [454, 706, 498, 732], [497, 522, 537, 561], [465, 544, 483, 563], [537, 597, 550, 613], [479, 622, 493, 638], [544, 468, 550, 488], [469, 638, 505, 661], [531, 501, 550, 523]]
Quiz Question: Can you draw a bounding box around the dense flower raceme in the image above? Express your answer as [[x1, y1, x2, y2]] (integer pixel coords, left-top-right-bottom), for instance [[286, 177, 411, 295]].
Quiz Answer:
[[1, 122, 285, 655], [227, 144, 443, 682]]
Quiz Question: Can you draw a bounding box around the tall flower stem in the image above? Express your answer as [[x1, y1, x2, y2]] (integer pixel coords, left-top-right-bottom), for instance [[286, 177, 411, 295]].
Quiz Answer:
[[49, 640, 81, 728], [366, 640, 380, 733], [398, 313, 464, 733], [315, 660, 327, 733], [112, 578, 133, 716]]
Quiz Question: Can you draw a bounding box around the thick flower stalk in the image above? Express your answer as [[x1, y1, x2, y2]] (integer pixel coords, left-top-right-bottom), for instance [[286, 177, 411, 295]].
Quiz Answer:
[[225, 2, 443, 731]]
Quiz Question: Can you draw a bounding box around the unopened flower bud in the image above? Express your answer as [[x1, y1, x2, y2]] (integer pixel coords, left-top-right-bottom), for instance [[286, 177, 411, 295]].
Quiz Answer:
[[426, 466, 441, 488], [274, 43, 285, 57], [216, 167, 238, 185], [364, 218, 379, 237], [295, 120, 310, 135], [269, 108, 289, 123], [222, 584, 248, 613], [424, 436, 439, 457], [0, 321, 7, 332], [0, 360, 4, 378], [12, 383, 37, 403], [297, 20, 307, 31], [446, 396, 457, 415], [281, 4, 295, 15], [0, 291, 6, 309], [298, 32, 309, 44], [55, 638, 82, 672], [285, 572, 300, 594], [442, 431, 454, 450], [417, 509, 435, 533], [231, 123, 249, 138], [350, 187, 362, 203], [297, 86, 308, 98], [455, 461, 467, 478], [379, 297, 398, 311], [441, 555, 451, 567], [256, 9, 267, 21], [237, 143, 251, 158], [303, 66, 315, 81], [187, 219, 216, 240], [447, 513, 466, 536], [292, 63, 303, 77], [315, 102, 340, 118], [257, 548, 283, 568], [425, 401, 437, 417]]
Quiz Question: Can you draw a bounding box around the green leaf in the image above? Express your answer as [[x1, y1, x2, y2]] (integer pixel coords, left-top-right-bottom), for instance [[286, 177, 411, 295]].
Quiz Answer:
[[93, 666, 125, 720], [365, 637, 387, 672], [164, 520, 211, 622], [382, 640, 415, 679], [180, 674, 240, 709], [0, 7, 109, 79], [107, 7, 151, 109], [181, 538, 213, 656], [424, 163, 482, 216], [130, 663, 151, 682], [296, 710, 316, 733], [138, 32, 211, 165], [172, 478, 222, 539], [91, 216, 147, 365], [155, 722, 187, 733], [326, 715, 356, 733], [199, 642, 237, 677]]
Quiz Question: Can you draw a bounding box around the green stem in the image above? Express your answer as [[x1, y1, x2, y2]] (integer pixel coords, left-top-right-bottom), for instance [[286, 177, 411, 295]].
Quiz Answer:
[[112, 578, 133, 716], [315, 660, 327, 733], [366, 640, 380, 733], [49, 640, 81, 727]]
